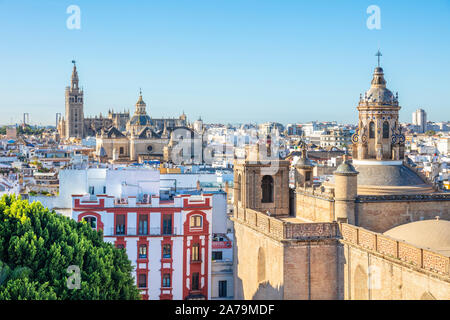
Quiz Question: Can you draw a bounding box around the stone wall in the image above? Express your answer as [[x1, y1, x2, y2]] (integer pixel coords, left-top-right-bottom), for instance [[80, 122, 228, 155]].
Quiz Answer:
[[234, 207, 338, 241], [284, 241, 343, 300], [356, 195, 450, 232], [341, 223, 450, 299], [233, 206, 341, 300], [233, 221, 285, 300], [295, 189, 450, 233], [295, 190, 335, 222]]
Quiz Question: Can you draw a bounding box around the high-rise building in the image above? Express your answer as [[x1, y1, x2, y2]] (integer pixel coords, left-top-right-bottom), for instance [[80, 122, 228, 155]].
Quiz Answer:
[[412, 108, 427, 133]]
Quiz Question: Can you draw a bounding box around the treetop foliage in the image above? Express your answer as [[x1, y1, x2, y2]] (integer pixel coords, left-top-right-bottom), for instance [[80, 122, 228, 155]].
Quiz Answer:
[[0, 195, 141, 300]]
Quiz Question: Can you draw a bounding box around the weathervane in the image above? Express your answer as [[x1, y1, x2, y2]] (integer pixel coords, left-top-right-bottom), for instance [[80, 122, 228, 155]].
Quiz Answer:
[[375, 50, 382, 67]]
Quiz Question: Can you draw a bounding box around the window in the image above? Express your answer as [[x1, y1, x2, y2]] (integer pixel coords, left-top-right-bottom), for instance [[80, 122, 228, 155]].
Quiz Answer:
[[162, 215, 172, 235], [89, 186, 94, 195], [212, 251, 223, 261], [219, 281, 227, 298], [162, 274, 171, 288], [305, 171, 311, 182], [163, 244, 171, 259], [190, 215, 202, 228], [369, 121, 375, 139], [383, 121, 389, 139], [192, 272, 199, 291], [119, 147, 124, 155], [191, 243, 200, 262], [261, 175, 274, 203], [139, 244, 147, 259], [138, 274, 147, 288], [102, 186, 106, 194], [83, 216, 97, 230], [139, 214, 148, 235], [116, 215, 125, 235]]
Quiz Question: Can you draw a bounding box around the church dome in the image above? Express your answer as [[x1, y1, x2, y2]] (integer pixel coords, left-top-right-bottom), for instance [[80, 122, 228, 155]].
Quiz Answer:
[[129, 114, 151, 126], [335, 161, 358, 175], [129, 91, 151, 127], [136, 94, 146, 106], [295, 157, 313, 168], [384, 219, 450, 256], [360, 67, 398, 105], [364, 86, 396, 104], [354, 164, 425, 187]]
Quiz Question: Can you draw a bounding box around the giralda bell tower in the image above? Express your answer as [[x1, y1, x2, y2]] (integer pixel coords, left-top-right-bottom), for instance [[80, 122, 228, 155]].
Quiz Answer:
[[65, 60, 84, 139]]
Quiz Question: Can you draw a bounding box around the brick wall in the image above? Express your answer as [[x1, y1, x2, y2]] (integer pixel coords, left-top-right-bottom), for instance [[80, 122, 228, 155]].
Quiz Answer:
[[341, 223, 450, 276]]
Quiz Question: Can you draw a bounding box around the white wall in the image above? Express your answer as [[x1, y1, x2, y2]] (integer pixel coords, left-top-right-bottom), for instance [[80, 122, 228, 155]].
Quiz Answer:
[[172, 237, 184, 300], [212, 193, 227, 234], [148, 237, 163, 300]]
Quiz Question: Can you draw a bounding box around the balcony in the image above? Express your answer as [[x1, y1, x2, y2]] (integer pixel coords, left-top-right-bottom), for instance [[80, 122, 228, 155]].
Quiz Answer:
[[108, 227, 178, 237]]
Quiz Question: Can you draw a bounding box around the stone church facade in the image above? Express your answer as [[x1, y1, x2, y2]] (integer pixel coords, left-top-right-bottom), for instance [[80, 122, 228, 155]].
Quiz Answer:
[[232, 63, 450, 300], [57, 62, 205, 163]]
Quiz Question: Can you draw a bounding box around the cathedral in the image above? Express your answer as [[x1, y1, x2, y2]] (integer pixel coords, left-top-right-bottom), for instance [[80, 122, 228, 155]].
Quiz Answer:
[[58, 62, 203, 163], [233, 60, 450, 300]]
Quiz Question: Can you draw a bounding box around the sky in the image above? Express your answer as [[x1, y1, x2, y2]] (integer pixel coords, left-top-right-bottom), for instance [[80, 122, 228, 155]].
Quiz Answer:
[[0, 0, 449, 126]]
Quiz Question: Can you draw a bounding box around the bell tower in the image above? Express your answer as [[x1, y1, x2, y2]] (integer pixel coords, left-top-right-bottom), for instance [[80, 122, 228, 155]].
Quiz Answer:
[[233, 137, 290, 217], [65, 60, 84, 139], [352, 52, 405, 161]]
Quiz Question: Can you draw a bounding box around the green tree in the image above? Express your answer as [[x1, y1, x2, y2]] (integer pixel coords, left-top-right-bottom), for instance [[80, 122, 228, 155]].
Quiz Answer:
[[0, 195, 141, 300]]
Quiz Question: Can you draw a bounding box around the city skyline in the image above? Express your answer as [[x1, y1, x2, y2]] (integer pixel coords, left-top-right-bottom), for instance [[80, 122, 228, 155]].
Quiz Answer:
[[1, 0, 450, 126]]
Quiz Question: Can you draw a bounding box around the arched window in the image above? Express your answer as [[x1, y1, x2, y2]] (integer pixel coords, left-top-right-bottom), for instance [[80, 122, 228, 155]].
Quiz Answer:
[[83, 216, 97, 230], [190, 215, 203, 228], [261, 175, 274, 203], [369, 121, 375, 139], [383, 121, 389, 139]]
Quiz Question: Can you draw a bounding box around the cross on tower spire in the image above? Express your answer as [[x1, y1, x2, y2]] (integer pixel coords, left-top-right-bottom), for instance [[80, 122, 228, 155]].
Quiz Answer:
[[375, 50, 382, 67]]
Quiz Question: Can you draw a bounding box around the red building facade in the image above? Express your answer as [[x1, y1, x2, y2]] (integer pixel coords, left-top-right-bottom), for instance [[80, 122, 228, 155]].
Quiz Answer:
[[72, 193, 213, 300]]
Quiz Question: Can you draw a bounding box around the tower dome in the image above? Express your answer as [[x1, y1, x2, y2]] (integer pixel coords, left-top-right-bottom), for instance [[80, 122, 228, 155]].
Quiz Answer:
[[128, 91, 152, 133], [352, 52, 403, 162], [362, 67, 398, 105]]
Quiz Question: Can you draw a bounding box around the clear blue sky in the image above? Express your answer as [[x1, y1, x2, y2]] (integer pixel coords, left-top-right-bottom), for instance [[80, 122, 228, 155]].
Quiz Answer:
[[0, 0, 449, 126]]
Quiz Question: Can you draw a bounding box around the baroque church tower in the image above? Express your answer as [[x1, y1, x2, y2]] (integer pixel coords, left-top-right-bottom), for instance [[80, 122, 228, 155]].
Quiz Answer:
[[65, 61, 84, 139], [352, 53, 405, 161]]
